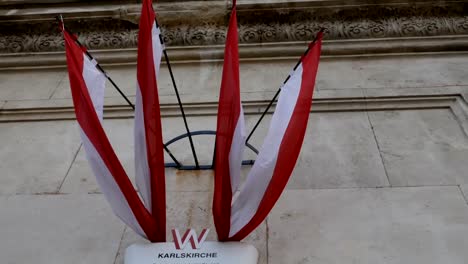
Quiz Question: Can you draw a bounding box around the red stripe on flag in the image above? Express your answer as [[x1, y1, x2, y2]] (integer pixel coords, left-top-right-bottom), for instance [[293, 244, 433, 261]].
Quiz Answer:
[[230, 33, 323, 241], [64, 30, 161, 242], [213, 5, 240, 241], [137, 0, 166, 242]]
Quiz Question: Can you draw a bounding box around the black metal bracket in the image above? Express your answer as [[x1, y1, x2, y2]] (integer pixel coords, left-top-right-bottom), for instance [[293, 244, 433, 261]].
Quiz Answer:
[[164, 130, 257, 170]]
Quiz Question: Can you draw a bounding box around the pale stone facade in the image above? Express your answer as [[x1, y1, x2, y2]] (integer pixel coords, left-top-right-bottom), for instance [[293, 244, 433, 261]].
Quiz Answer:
[[1, 0, 468, 263]]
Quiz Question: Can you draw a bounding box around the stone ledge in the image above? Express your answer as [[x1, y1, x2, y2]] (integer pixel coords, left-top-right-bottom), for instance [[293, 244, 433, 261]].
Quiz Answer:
[[2, 36, 468, 69], [0, 95, 465, 123]]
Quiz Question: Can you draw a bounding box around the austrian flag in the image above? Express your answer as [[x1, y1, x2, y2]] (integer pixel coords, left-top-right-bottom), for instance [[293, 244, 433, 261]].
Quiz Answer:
[[63, 28, 162, 242], [62, 0, 169, 244], [134, 0, 166, 242], [213, 0, 323, 241], [213, 0, 245, 241], [62, 0, 166, 243]]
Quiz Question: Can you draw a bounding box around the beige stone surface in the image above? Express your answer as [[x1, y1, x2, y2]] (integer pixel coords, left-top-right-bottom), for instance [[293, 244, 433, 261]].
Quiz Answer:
[[60, 147, 99, 194], [363, 86, 467, 98], [0, 194, 124, 264], [459, 185, 468, 204], [317, 54, 468, 90], [1, 96, 134, 110], [314, 87, 364, 99], [369, 109, 468, 186], [114, 191, 267, 264], [292, 112, 389, 188], [50, 63, 221, 100], [0, 121, 81, 195], [268, 187, 468, 264], [3, 98, 74, 109], [245, 112, 389, 188], [0, 69, 66, 100]]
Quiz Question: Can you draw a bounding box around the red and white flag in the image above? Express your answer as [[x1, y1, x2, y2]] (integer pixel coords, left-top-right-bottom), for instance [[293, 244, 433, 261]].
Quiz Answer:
[[63, 29, 161, 241], [213, 2, 323, 240], [134, 0, 166, 242], [213, 0, 246, 241]]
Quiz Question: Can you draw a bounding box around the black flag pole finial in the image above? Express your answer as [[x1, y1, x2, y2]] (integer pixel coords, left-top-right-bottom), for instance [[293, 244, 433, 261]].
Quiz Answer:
[[59, 14, 65, 31]]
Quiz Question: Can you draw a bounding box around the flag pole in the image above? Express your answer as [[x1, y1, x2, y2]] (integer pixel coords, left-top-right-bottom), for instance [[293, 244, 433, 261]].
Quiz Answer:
[[57, 15, 182, 168], [57, 16, 134, 110], [154, 18, 200, 169], [245, 29, 324, 145]]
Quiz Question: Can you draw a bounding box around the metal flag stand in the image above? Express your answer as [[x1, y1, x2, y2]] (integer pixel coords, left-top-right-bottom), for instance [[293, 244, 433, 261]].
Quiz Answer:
[[58, 15, 322, 171]]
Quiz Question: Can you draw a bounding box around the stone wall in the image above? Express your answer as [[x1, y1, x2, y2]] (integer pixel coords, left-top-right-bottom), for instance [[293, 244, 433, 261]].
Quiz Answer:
[[2, 2, 468, 263]]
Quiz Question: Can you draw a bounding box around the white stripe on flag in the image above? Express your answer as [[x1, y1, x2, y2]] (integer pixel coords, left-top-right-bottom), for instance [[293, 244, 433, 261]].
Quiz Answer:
[[229, 105, 246, 194], [229, 64, 304, 236], [134, 85, 151, 210], [80, 54, 146, 238], [152, 23, 163, 76], [82, 55, 105, 121]]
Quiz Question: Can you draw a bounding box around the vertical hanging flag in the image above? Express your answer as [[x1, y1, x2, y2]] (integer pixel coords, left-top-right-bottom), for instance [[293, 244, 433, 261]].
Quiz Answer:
[[213, 0, 246, 241], [134, 0, 166, 242], [63, 28, 161, 241], [229, 32, 322, 240], [213, 28, 323, 240]]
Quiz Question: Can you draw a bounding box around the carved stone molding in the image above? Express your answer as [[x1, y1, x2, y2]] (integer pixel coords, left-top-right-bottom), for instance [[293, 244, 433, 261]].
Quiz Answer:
[[1, 1, 468, 54]]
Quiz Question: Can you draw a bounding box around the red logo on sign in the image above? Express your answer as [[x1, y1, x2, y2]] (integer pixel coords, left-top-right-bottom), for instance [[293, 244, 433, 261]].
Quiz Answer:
[[172, 229, 209, 250]]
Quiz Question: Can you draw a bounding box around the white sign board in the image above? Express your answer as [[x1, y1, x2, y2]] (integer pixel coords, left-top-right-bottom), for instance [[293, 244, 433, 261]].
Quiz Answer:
[[125, 241, 258, 264]]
